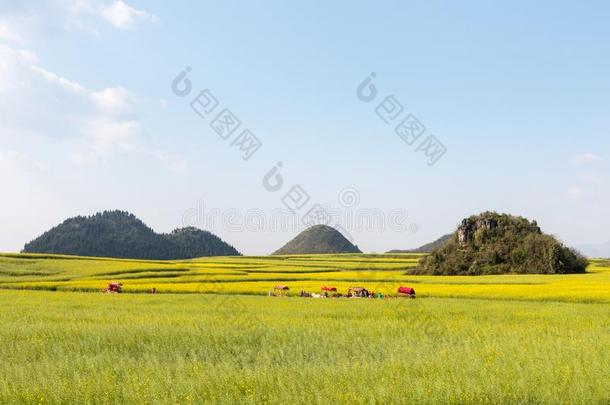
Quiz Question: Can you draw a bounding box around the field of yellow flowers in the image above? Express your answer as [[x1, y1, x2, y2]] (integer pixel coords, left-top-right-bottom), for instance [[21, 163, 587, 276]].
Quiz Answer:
[[0, 253, 609, 403], [1, 253, 609, 303]]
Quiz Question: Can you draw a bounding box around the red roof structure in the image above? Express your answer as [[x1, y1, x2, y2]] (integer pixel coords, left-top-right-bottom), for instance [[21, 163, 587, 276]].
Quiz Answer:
[[397, 286, 416, 295], [105, 282, 122, 293]]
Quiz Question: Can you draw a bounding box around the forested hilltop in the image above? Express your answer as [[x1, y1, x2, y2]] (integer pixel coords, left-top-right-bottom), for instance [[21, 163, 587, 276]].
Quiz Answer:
[[414, 212, 588, 275], [274, 225, 362, 255], [22, 210, 240, 259]]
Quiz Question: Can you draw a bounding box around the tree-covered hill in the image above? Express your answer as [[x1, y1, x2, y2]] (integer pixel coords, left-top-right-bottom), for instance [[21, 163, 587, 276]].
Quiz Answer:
[[273, 225, 362, 255], [413, 212, 587, 275], [22, 210, 240, 259]]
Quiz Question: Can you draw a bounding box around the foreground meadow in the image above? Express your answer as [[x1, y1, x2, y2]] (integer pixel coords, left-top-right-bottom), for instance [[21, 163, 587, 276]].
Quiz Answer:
[[1, 254, 610, 303], [0, 290, 608, 404]]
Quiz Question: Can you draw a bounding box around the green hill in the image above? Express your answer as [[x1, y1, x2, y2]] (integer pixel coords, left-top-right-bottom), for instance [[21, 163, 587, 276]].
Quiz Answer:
[[22, 210, 240, 259], [388, 234, 453, 254], [273, 225, 362, 255], [413, 212, 587, 275]]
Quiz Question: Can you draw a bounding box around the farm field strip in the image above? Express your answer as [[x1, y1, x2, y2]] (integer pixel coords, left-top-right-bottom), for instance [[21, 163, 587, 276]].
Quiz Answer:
[[0, 253, 609, 303]]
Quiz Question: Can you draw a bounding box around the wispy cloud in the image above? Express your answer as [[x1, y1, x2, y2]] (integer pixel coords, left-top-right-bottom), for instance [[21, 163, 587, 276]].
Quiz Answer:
[[0, 42, 184, 171], [151, 150, 188, 173], [99, 1, 157, 30], [0, 149, 45, 174], [579, 172, 607, 185], [0, 19, 23, 43], [572, 152, 602, 165], [567, 186, 583, 200], [0, 1, 156, 43], [90, 86, 137, 114], [31, 65, 86, 93]]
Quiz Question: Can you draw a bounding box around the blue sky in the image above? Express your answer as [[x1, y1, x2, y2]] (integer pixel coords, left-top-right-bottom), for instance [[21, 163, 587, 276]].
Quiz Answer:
[[1, 0, 609, 254]]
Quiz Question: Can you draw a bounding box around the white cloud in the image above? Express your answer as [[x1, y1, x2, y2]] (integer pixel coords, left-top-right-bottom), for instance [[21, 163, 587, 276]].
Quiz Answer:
[[572, 153, 602, 165], [31, 65, 86, 93], [83, 118, 141, 153], [71, 118, 141, 163], [0, 43, 184, 170], [151, 150, 188, 173], [91, 86, 137, 114], [579, 173, 607, 185], [100, 1, 156, 29], [32, 63, 137, 115], [568, 187, 583, 200], [0, 149, 44, 174], [0, 44, 38, 92], [0, 19, 22, 43], [0, 1, 155, 42]]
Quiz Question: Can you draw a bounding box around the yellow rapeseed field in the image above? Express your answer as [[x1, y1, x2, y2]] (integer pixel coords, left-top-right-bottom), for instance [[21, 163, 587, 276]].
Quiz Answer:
[[1, 253, 608, 303], [0, 253, 609, 403]]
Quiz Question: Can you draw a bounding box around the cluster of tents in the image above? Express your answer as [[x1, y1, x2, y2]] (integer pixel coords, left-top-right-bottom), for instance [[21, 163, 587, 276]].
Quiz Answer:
[[270, 285, 416, 299], [104, 280, 417, 298]]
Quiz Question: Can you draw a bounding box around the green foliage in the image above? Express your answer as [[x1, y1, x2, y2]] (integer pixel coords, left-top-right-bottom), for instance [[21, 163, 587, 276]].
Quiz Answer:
[[414, 212, 588, 275], [273, 225, 362, 255], [22, 210, 240, 260], [165, 226, 240, 258]]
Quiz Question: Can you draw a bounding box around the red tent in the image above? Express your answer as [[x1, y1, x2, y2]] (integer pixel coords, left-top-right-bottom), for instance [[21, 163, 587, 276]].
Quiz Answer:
[[321, 286, 337, 292], [397, 286, 415, 295], [105, 282, 122, 293]]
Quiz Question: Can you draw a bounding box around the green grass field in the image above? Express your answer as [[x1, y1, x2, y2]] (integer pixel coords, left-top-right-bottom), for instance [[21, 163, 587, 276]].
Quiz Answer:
[[0, 254, 609, 404], [0, 291, 608, 404]]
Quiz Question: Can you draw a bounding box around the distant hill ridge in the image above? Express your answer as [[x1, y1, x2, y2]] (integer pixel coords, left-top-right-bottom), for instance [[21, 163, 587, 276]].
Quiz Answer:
[[388, 234, 453, 254], [575, 241, 610, 259], [273, 225, 362, 255], [22, 210, 240, 260]]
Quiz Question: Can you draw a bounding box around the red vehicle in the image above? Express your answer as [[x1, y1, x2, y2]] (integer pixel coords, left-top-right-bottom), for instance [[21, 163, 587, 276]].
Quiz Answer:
[[397, 286, 416, 298], [104, 282, 122, 294]]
